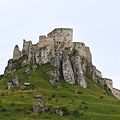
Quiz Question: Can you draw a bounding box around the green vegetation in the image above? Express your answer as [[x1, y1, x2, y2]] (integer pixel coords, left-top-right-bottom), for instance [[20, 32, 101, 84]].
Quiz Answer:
[[0, 63, 120, 120]]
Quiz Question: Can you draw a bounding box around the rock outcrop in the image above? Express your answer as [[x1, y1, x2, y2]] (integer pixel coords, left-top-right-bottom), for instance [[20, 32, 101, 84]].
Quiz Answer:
[[4, 28, 120, 99], [7, 76, 19, 89], [32, 96, 48, 113], [13, 45, 21, 60]]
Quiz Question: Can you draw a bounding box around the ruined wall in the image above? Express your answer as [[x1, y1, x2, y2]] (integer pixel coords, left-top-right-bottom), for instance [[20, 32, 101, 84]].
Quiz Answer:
[[103, 78, 120, 99], [93, 66, 102, 78], [85, 47, 92, 63], [104, 78, 113, 90], [37, 36, 54, 49], [73, 42, 92, 63], [112, 88, 120, 99], [13, 45, 21, 60], [47, 28, 73, 49], [22, 40, 32, 56]]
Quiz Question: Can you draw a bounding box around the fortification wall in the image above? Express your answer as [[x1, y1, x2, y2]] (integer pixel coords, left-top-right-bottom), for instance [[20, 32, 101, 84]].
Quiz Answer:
[[73, 42, 92, 63], [93, 66, 102, 78], [85, 47, 92, 63], [47, 28, 73, 49], [113, 88, 120, 99], [37, 36, 54, 49]]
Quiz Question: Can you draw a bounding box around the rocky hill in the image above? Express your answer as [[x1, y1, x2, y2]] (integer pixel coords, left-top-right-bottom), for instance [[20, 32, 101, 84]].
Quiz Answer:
[[4, 28, 120, 99], [0, 28, 120, 120]]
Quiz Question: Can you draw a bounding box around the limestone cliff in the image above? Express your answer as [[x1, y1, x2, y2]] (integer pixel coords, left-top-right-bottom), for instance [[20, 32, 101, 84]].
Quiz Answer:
[[4, 28, 120, 99]]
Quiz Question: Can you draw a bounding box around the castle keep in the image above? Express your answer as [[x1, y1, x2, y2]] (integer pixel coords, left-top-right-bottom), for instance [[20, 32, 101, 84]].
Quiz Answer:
[[4, 28, 120, 99]]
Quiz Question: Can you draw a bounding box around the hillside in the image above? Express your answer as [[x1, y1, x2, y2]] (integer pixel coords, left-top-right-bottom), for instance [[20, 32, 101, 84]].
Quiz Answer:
[[1, 28, 120, 120], [0, 63, 120, 120]]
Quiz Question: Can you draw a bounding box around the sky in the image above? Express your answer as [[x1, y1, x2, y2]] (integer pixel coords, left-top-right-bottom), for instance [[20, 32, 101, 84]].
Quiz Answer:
[[0, 0, 120, 89]]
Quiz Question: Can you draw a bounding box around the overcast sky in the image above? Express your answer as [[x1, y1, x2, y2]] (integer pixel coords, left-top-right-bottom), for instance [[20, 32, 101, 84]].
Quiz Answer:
[[0, 0, 120, 89]]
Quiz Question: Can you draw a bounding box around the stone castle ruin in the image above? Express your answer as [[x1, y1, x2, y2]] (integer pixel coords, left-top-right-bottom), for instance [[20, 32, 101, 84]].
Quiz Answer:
[[4, 28, 120, 99]]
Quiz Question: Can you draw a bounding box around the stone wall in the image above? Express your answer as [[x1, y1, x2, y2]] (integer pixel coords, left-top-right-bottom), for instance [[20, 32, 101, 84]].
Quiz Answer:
[[38, 36, 54, 49], [93, 66, 102, 78], [113, 88, 120, 99], [73, 42, 92, 63], [85, 47, 92, 63], [103, 78, 120, 99], [47, 28, 73, 49]]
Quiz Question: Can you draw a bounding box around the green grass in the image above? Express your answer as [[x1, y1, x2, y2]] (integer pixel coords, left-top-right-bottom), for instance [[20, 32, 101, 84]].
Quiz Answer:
[[0, 63, 120, 120]]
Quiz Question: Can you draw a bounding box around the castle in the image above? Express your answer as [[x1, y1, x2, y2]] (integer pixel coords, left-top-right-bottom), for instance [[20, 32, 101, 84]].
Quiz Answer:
[[4, 28, 120, 99]]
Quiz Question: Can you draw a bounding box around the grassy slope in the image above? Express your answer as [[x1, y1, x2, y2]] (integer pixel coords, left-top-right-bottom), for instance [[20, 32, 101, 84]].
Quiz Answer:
[[0, 64, 120, 120]]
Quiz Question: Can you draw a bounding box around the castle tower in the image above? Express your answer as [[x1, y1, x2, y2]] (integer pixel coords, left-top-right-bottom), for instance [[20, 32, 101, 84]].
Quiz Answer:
[[47, 28, 73, 49], [22, 39, 32, 56], [13, 45, 21, 60]]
